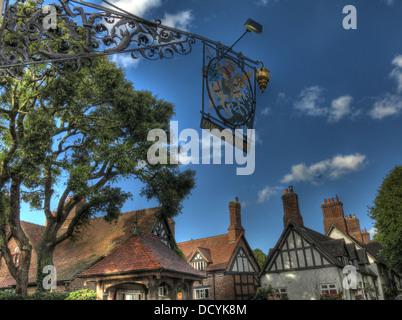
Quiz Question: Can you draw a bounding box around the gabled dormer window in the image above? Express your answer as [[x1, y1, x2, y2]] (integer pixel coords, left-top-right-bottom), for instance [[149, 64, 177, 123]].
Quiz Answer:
[[190, 252, 208, 271], [151, 221, 170, 247], [230, 247, 255, 273]]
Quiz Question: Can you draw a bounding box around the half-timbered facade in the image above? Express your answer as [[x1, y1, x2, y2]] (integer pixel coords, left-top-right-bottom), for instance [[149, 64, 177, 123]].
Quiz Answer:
[[327, 224, 402, 300], [260, 187, 379, 300], [178, 198, 260, 300]]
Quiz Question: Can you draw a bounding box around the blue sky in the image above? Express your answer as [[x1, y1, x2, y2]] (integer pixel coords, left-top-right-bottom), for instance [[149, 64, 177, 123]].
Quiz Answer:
[[20, 0, 402, 255]]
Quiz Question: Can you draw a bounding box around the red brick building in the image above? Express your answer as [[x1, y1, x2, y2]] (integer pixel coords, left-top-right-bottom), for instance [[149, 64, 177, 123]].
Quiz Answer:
[[178, 198, 260, 300], [0, 206, 203, 299]]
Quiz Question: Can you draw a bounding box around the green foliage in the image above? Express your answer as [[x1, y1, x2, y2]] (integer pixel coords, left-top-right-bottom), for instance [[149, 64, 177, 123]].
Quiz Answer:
[[140, 167, 196, 220], [169, 236, 187, 261], [0, 290, 69, 300], [253, 285, 285, 300], [252, 248, 267, 270], [65, 289, 97, 300], [368, 165, 402, 273], [254, 287, 268, 300], [0, 0, 196, 295]]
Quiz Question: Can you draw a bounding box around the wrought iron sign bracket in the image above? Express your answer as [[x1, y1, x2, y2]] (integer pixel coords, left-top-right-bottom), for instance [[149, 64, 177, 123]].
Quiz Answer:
[[0, 0, 271, 153]]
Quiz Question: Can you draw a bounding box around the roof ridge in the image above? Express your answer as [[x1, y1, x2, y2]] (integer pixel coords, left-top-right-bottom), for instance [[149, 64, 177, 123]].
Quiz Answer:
[[178, 233, 228, 243], [21, 220, 46, 228], [86, 206, 161, 222]]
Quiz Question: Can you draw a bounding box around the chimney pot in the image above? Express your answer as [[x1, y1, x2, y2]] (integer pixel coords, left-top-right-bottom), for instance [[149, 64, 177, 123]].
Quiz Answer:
[[324, 199, 327, 204], [353, 214, 356, 219], [235, 197, 239, 203], [331, 198, 334, 203], [335, 195, 339, 202], [285, 189, 289, 194], [289, 186, 293, 193], [349, 214, 352, 219]]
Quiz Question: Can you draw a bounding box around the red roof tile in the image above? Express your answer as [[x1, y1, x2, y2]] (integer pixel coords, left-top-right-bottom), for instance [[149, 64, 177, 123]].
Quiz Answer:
[[0, 207, 191, 288], [80, 232, 203, 278], [178, 234, 238, 271]]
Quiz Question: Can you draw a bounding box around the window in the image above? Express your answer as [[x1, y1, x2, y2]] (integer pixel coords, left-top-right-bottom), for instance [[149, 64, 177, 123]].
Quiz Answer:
[[158, 283, 168, 297], [320, 284, 338, 295], [275, 288, 288, 299], [230, 248, 255, 273], [190, 252, 208, 271], [194, 288, 209, 300], [151, 221, 170, 247]]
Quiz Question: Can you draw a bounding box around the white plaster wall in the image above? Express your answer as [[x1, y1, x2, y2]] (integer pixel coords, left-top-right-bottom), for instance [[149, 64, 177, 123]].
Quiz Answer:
[[261, 267, 343, 300]]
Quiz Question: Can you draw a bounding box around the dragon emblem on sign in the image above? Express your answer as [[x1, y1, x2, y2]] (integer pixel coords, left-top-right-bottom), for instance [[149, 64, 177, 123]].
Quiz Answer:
[[203, 45, 256, 131]]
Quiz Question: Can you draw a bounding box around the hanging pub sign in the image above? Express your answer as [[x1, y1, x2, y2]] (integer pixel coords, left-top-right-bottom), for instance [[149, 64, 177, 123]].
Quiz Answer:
[[201, 43, 259, 154]]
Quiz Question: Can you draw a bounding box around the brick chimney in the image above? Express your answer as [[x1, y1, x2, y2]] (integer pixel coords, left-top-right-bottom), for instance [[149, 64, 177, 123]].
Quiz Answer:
[[61, 197, 86, 229], [321, 196, 347, 235], [345, 214, 363, 242], [282, 186, 304, 228], [228, 197, 244, 243], [361, 228, 371, 244]]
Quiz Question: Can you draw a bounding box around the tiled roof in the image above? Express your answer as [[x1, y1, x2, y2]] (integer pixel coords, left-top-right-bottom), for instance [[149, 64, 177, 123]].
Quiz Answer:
[[178, 234, 238, 271], [79, 232, 204, 278], [197, 247, 212, 263], [0, 207, 169, 288], [361, 242, 384, 261]]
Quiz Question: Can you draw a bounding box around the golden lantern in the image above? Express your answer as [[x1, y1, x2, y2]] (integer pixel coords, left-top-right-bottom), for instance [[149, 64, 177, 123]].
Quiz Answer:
[[256, 66, 270, 93]]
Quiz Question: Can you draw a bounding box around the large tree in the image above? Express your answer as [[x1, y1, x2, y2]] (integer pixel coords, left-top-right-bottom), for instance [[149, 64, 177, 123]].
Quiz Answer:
[[0, 1, 195, 294], [253, 248, 267, 270], [368, 165, 402, 273]]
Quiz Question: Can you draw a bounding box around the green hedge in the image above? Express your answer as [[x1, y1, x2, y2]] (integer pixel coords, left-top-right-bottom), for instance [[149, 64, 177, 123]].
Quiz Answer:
[[65, 289, 97, 300], [0, 289, 96, 300]]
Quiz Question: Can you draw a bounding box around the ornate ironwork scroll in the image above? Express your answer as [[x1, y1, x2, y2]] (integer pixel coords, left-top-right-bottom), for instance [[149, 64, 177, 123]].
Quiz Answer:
[[0, 0, 199, 78]]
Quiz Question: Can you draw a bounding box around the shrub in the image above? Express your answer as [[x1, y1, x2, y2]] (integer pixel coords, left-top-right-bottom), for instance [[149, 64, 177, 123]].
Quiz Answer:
[[28, 291, 70, 300], [0, 290, 69, 300], [0, 290, 24, 300], [65, 289, 97, 300]]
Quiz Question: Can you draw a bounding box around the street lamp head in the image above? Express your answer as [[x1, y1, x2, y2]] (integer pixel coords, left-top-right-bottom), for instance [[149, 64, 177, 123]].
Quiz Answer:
[[244, 18, 263, 34]]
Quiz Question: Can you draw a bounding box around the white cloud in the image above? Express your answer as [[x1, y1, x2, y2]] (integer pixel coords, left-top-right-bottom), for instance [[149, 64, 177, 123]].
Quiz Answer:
[[256, 0, 281, 6], [107, 0, 162, 17], [293, 87, 359, 122], [328, 95, 353, 122], [261, 107, 271, 116], [368, 227, 377, 237], [383, 0, 394, 6], [111, 52, 141, 69], [390, 55, 402, 93], [281, 153, 367, 184], [257, 185, 282, 203], [370, 55, 402, 119], [370, 93, 402, 119], [293, 86, 327, 117], [162, 10, 193, 31]]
